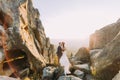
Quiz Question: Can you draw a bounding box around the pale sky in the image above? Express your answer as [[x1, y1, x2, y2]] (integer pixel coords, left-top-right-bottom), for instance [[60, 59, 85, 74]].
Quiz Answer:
[[33, 0, 120, 39]]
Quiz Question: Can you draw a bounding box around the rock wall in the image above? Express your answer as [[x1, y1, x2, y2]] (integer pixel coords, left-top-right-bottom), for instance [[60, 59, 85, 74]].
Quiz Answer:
[[74, 47, 90, 63], [90, 19, 120, 80], [0, 0, 54, 78], [89, 20, 120, 49]]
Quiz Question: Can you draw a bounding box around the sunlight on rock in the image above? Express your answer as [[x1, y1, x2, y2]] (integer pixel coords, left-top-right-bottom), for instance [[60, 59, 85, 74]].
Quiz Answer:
[[0, 0, 120, 80], [91, 66, 96, 76], [24, 77, 30, 80], [53, 55, 59, 66]]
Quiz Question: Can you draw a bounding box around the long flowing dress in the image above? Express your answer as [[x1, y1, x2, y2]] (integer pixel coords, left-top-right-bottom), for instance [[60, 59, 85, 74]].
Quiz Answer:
[[60, 51, 71, 75]]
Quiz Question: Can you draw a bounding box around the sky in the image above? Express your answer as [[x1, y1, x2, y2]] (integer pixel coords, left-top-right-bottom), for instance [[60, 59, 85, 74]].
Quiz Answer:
[[33, 0, 120, 39]]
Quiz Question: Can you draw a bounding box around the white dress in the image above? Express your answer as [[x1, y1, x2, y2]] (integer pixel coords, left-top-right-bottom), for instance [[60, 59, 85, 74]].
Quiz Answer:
[[60, 51, 71, 75]]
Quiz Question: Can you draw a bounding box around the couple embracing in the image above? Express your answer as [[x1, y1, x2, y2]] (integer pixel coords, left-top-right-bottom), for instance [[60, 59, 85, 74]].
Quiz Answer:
[[56, 42, 71, 75]]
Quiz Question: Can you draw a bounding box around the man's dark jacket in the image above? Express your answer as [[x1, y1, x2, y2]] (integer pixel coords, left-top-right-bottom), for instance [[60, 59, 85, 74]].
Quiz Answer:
[[56, 46, 62, 58]]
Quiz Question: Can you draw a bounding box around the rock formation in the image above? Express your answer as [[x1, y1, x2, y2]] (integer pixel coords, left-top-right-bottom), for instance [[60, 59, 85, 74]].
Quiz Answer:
[[58, 75, 82, 80], [90, 19, 120, 80], [0, 0, 54, 79], [89, 20, 120, 49], [75, 47, 90, 63], [69, 47, 92, 80], [1, 0, 120, 80]]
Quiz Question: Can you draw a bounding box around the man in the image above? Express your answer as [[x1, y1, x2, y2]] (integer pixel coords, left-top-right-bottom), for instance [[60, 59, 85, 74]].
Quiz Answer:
[[56, 42, 62, 64]]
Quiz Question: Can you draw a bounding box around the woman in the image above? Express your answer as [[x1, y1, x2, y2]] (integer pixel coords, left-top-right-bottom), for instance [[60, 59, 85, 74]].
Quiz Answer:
[[60, 42, 71, 75]]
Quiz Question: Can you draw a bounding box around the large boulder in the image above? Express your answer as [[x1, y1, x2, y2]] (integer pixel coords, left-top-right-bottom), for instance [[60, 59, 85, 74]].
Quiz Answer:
[[90, 49, 103, 64], [75, 47, 90, 63], [58, 75, 82, 80], [85, 74, 94, 80], [42, 66, 56, 79], [90, 21, 120, 80], [73, 64, 90, 73], [0, 0, 54, 79], [90, 49, 103, 57], [89, 20, 120, 49], [74, 70, 84, 79], [70, 63, 90, 75]]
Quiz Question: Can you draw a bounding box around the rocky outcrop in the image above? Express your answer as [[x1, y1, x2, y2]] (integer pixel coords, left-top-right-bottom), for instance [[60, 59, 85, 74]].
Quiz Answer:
[[0, 76, 20, 80], [74, 70, 84, 79], [42, 65, 93, 80], [90, 19, 120, 80], [42, 66, 56, 79], [90, 49, 102, 65], [89, 20, 120, 49], [69, 55, 93, 80], [74, 47, 90, 63], [69, 46, 93, 80], [0, 0, 54, 79]]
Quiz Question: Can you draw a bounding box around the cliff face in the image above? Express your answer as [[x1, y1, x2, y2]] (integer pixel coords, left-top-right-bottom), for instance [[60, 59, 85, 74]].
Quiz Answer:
[[89, 21, 120, 50], [89, 19, 120, 80], [0, 0, 54, 78]]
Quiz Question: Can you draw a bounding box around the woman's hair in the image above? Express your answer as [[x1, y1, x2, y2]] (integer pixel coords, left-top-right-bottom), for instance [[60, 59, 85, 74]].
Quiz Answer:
[[62, 42, 65, 47], [62, 42, 65, 51]]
